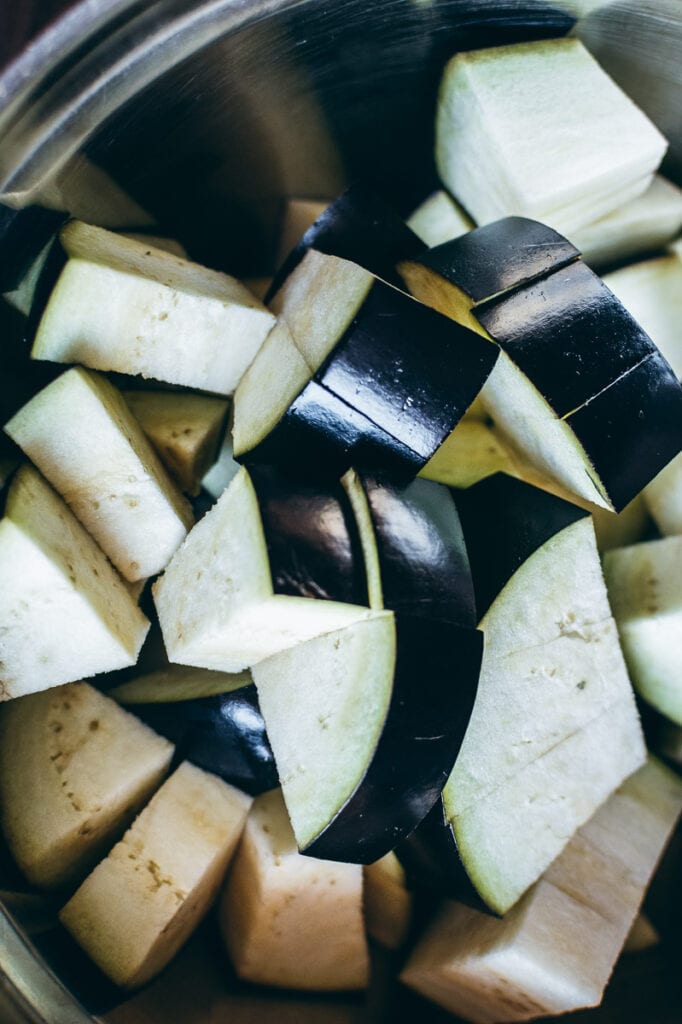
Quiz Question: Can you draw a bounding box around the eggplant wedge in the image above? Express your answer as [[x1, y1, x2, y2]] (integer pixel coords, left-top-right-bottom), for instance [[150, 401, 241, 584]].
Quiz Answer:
[[401, 758, 682, 1023], [109, 666, 278, 796], [234, 250, 497, 481], [253, 611, 482, 864], [643, 450, 682, 536], [400, 217, 682, 511], [267, 182, 424, 300], [605, 253, 682, 378], [404, 475, 645, 914], [407, 190, 473, 248]]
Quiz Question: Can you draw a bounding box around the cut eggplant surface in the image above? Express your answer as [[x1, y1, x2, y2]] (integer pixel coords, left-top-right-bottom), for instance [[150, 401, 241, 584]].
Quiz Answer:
[[401, 757, 682, 1023], [249, 464, 367, 605], [31, 222, 276, 394], [407, 190, 474, 248], [435, 38, 667, 235], [363, 852, 413, 951], [419, 419, 516, 490], [253, 612, 482, 864], [355, 473, 476, 627], [0, 465, 150, 699], [220, 789, 368, 992], [153, 467, 375, 672], [60, 761, 252, 990], [109, 666, 278, 796], [437, 475, 646, 914], [571, 174, 682, 270], [200, 430, 241, 501], [122, 390, 228, 497], [603, 536, 682, 727], [266, 182, 425, 300], [643, 451, 682, 536], [0, 682, 173, 890], [5, 368, 194, 582], [0, 202, 68, 292], [234, 249, 497, 480], [604, 253, 682, 378]]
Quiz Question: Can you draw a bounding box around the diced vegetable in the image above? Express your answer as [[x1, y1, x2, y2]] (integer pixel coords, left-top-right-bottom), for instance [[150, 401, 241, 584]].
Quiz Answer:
[[364, 852, 413, 950], [605, 253, 682, 377], [407, 191, 474, 247]]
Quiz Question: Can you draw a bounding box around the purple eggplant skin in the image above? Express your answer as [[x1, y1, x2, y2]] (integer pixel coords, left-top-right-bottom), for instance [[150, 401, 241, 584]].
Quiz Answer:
[[400, 216, 579, 305], [396, 802, 494, 914], [241, 378, 426, 483], [477, 259, 660, 418], [303, 615, 483, 865], [567, 350, 682, 513], [23, 233, 68, 347], [0, 203, 68, 292], [249, 464, 367, 605], [358, 473, 476, 626], [317, 278, 498, 463], [126, 686, 278, 797], [454, 473, 589, 621], [266, 182, 425, 301]]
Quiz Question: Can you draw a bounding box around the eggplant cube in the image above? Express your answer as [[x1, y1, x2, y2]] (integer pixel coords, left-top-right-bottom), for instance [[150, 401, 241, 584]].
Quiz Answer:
[[407, 190, 474, 248], [31, 222, 275, 394], [605, 254, 682, 378], [643, 451, 682, 536], [402, 758, 682, 1023], [59, 761, 252, 989], [0, 682, 173, 889], [436, 38, 667, 234], [5, 368, 194, 581], [220, 789, 368, 991], [0, 466, 150, 699]]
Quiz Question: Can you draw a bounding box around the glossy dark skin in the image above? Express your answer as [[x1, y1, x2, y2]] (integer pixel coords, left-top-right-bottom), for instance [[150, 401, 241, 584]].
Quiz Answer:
[[249, 464, 367, 605], [401, 216, 578, 303], [0, 202, 67, 291], [304, 616, 483, 864], [266, 182, 425, 300], [477, 259, 658, 417], [455, 473, 588, 621], [568, 350, 682, 513], [128, 686, 278, 797], [358, 473, 476, 626]]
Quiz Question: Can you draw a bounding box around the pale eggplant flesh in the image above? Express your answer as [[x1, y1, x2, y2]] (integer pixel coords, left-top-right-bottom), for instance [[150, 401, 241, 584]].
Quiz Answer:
[[266, 182, 425, 300], [249, 464, 367, 605], [303, 615, 483, 864]]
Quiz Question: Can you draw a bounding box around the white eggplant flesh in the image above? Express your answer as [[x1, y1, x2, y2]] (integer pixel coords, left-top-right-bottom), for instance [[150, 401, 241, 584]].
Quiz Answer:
[[407, 191, 474, 247], [153, 467, 374, 672], [0, 682, 173, 890], [220, 789, 368, 991], [402, 757, 682, 1023], [5, 368, 194, 581], [643, 451, 682, 536], [436, 39, 667, 235], [419, 419, 516, 489], [604, 536, 682, 726], [0, 465, 150, 699], [60, 761, 251, 989], [605, 254, 682, 378], [200, 430, 241, 500], [123, 390, 228, 496], [31, 222, 275, 394], [364, 852, 413, 950]]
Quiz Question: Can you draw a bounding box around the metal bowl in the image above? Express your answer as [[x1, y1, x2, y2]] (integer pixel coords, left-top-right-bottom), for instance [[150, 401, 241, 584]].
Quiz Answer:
[[1, 1, 681, 1021]]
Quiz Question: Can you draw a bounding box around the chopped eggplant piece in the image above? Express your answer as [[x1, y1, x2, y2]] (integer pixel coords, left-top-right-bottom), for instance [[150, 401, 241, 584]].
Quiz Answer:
[[363, 852, 413, 950], [60, 762, 251, 989], [0, 466, 150, 699], [120, 233, 187, 258], [220, 789, 367, 991], [6, 368, 194, 581], [0, 682, 173, 890], [253, 612, 482, 864], [643, 451, 682, 536], [153, 467, 375, 673], [572, 174, 682, 269], [436, 39, 667, 234], [235, 250, 497, 480], [401, 758, 682, 1023], [419, 420, 516, 490], [0, 202, 68, 292], [31, 222, 275, 394], [109, 666, 277, 796], [604, 536, 682, 727], [122, 390, 228, 497], [267, 182, 424, 300], [439, 475, 645, 914], [407, 191, 474, 248]]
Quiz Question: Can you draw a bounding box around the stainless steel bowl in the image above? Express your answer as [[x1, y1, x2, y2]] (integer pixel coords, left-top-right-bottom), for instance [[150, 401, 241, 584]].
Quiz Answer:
[[1, 1, 681, 1020]]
